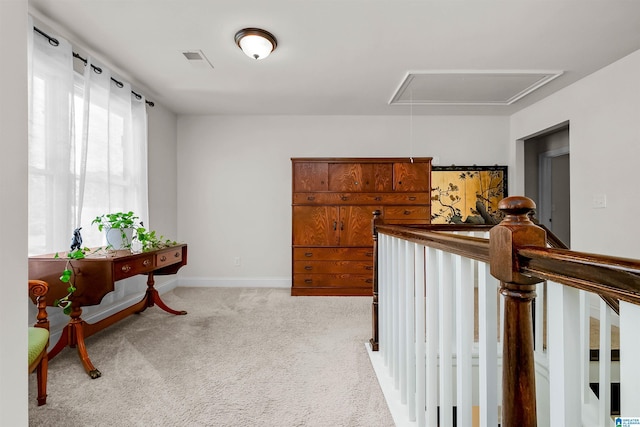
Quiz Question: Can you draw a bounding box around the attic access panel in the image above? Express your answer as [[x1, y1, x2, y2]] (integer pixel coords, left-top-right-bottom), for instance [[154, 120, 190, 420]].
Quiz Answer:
[[390, 71, 563, 105]]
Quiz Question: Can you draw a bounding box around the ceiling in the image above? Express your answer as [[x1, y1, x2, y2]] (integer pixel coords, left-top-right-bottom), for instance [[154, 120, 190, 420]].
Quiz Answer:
[[28, 0, 640, 116]]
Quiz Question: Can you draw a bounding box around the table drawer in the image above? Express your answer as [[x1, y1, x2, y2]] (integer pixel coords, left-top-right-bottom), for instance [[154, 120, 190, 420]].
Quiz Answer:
[[156, 248, 183, 268], [113, 254, 155, 280]]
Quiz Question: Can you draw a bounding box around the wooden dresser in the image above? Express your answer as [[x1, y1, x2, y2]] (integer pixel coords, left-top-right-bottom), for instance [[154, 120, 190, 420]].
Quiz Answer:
[[291, 158, 431, 296]]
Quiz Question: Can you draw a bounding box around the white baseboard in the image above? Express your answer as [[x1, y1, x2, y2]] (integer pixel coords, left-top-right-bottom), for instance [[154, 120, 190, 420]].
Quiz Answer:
[[178, 276, 291, 288]]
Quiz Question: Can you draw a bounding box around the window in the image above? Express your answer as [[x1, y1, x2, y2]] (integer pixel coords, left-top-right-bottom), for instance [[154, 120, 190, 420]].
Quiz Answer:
[[28, 26, 148, 255]]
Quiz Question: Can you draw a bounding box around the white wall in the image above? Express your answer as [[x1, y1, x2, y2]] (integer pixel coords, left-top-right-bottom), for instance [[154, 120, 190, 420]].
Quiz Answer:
[[1, 0, 29, 424], [147, 103, 180, 289], [511, 49, 640, 258], [177, 115, 509, 285]]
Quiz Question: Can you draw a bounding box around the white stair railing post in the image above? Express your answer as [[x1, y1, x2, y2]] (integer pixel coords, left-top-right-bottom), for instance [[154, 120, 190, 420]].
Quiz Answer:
[[426, 246, 439, 427], [547, 280, 581, 427], [455, 254, 474, 427], [414, 242, 426, 427], [478, 261, 499, 427], [620, 301, 640, 417], [438, 250, 454, 427], [598, 299, 612, 426]]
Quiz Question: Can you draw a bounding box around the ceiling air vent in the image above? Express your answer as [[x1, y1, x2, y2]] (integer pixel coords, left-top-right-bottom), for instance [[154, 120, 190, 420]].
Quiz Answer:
[[182, 50, 214, 69]]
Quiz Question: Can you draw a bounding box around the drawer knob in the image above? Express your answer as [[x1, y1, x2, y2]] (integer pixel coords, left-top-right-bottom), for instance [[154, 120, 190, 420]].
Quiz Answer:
[[374, 196, 382, 201], [365, 266, 373, 270], [365, 279, 373, 283], [121, 265, 132, 273], [304, 252, 313, 257], [408, 196, 416, 201], [174, 252, 180, 258], [143, 259, 151, 266], [307, 196, 315, 201], [341, 196, 348, 201], [159, 256, 167, 262], [304, 279, 313, 284], [304, 266, 313, 271], [404, 210, 411, 215], [365, 252, 373, 257]]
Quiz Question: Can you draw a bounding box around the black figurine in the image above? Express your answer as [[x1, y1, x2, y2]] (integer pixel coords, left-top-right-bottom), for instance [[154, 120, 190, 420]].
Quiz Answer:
[[70, 227, 83, 251]]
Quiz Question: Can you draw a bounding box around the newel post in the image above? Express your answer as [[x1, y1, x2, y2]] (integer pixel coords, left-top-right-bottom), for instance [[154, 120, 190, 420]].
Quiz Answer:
[[370, 210, 382, 351], [489, 196, 546, 427]]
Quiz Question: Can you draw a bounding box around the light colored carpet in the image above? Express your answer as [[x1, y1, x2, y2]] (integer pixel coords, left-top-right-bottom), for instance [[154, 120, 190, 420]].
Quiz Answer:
[[28, 287, 394, 427]]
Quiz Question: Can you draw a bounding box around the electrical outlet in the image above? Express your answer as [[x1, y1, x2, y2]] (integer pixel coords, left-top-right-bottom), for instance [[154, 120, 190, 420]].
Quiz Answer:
[[592, 194, 607, 209], [233, 257, 241, 266]]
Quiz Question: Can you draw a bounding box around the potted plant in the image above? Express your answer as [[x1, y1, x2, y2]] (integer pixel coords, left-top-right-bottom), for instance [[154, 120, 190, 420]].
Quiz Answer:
[[92, 211, 140, 250]]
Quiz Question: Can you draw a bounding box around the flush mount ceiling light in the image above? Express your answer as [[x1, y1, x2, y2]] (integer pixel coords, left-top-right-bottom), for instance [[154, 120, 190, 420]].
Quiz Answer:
[[234, 28, 277, 60]]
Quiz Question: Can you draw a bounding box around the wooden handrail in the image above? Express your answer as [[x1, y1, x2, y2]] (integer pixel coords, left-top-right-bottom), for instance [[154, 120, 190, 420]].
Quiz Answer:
[[518, 246, 640, 307], [375, 224, 491, 263]]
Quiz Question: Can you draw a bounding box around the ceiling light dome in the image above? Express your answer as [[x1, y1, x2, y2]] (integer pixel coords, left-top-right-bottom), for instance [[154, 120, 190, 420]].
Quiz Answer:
[[234, 28, 277, 60]]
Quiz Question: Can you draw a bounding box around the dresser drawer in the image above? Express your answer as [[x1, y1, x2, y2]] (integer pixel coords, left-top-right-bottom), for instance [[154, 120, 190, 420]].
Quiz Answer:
[[293, 247, 374, 261], [293, 192, 429, 205], [113, 254, 155, 280], [156, 248, 183, 268], [383, 206, 430, 221], [293, 260, 373, 274], [293, 273, 373, 288]]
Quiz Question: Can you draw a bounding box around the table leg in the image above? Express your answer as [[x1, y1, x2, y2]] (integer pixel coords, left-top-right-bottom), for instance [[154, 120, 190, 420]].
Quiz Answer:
[[138, 272, 187, 315], [47, 306, 102, 379], [47, 273, 185, 378]]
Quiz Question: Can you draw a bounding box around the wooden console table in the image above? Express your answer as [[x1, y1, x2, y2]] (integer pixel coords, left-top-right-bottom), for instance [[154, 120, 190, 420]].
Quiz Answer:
[[28, 244, 188, 378]]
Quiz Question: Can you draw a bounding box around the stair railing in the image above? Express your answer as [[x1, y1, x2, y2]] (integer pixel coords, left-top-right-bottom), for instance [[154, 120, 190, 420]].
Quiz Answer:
[[369, 196, 640, 427]]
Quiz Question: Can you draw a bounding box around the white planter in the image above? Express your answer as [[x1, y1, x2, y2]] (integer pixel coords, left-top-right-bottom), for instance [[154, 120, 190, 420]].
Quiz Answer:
[[105, 227, 134, 250]]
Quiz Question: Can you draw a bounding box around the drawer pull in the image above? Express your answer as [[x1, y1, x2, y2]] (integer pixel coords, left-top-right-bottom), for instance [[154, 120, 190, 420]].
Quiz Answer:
[[333, 221, 337, 231], [304, 266, 313, 271], [305, 279, 313, 284], [374, 196, 382, 201], [365, 252, 373, 257], [404, 210, 411, 215], [174, 252, 180, 258], [158, 256, 166, 262], [121, 264, 132, 273], [365, 279, 373, 283], [365, 266, 373, 270], [408, 196, 416, 201], [144, 259, 152, 266], [304, 252, 313, 257], [307, 196, 315, 201], [341, 196, 349, 201]]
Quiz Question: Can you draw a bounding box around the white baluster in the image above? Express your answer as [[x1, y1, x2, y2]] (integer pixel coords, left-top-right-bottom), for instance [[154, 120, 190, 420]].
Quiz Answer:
[[415, 243, 426, 427], [438, 250, 454, 427], [426, 247, 439, 427], [455, 254, 474, 427], [478, 261, 498, 427], [598, 299, 612, 426]]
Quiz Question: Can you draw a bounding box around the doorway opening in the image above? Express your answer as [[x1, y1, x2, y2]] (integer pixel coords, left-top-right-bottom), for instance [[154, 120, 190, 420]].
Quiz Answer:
[[523, 122, 571, 247]]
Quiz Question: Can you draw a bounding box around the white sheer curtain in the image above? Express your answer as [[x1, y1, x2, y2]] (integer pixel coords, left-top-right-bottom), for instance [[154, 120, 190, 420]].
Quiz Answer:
[[28, 21, 149, 256]]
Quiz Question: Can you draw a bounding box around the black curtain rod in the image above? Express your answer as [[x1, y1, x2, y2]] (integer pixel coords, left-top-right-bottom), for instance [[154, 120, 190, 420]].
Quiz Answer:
[[33, 26, 154, 107]]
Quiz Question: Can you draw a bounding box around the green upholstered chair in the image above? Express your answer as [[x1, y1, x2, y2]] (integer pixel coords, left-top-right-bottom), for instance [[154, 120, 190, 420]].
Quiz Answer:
[[28, 280, 50, 406]]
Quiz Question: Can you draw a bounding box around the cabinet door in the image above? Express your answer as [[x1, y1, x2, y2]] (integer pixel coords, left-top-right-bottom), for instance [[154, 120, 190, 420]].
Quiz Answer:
[[293, 162, 328, 192], [393, 162, 430, 191], [339, 205, 378, 246], [292, 206, 339, 246], [329, 163, 392, 192]]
